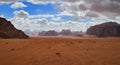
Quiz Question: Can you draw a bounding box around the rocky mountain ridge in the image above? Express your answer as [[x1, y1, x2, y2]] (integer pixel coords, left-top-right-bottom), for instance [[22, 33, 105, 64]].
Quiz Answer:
[[0, 17, 29, 38], [86, 22, 120, 37]]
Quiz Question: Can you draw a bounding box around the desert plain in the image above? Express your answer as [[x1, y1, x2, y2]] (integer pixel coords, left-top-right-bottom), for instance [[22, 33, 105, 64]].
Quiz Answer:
[[0, 37, 120, 65]]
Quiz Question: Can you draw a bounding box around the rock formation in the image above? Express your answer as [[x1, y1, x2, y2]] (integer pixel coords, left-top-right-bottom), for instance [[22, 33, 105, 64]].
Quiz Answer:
[[39, 30, 58, 36], [86, 22, 120, 37], [38, 29, 84, 37], [60, 29, 72, 36], [72, 31, 84, 37], [0, 17, 29, 38]]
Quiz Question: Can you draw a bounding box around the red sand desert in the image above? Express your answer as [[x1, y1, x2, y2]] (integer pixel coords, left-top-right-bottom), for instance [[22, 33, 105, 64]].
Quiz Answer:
[[0, 37, 120, 65]]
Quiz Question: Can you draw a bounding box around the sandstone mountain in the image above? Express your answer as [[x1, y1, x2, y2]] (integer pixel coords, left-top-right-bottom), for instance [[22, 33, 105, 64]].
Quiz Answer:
[[38, 29, 84, 37], [39, 30, 58, 36], [59, 29, 72, 36], [0, 17, 29, 38], [86, 22, 120, 37]]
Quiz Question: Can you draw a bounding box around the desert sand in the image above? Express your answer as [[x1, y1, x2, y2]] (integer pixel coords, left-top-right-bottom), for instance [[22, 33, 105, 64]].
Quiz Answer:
[[0, 37, 120, 65]]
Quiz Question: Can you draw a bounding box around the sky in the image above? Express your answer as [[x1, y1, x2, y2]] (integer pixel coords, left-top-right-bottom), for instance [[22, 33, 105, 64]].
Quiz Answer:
[[0, 0, 120, 35]]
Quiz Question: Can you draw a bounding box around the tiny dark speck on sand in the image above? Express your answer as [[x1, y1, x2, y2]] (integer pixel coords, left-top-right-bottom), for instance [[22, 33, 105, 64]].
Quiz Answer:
[[5, 43, 8, 44], [11, 49, 15, 51], [56, 52, 61, 56]]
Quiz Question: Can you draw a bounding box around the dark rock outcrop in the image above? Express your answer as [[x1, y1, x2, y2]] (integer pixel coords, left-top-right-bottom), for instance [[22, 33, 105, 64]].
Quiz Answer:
[[60, 29, 72, 36], [86, 22, 120, 37], [0, 17, 29, 38], [39, 30, 58, 36]]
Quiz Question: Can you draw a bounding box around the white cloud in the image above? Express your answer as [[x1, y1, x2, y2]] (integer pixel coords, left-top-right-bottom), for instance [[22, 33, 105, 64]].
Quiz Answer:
[[84, 11, 99, 18], [27, 0, 120, 20], [57, 11, 74, 16], [11, 2, 27, 9], [10, 10, 89, 35], [0, 0, 17, 3], [27, 0, 81, 4], [27, 0, 57, 4], [13, 10, 29, 18], [51, 17, 61, 21], [30, 14, 54, 19]]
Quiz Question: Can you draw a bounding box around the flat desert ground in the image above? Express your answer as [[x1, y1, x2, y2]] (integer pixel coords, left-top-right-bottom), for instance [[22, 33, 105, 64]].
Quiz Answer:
[[0, 37, 120, 65]]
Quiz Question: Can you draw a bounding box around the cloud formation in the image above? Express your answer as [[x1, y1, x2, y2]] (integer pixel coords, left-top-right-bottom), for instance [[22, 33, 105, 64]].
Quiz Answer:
[[10, 10, 90, 35], [0, 0, 17, 3], [85, 0, 120, 18], [11, 2, 27, 9], [2, 0, 120, 35], [13, 10, 29, 18], [27, 0, 120, 19]]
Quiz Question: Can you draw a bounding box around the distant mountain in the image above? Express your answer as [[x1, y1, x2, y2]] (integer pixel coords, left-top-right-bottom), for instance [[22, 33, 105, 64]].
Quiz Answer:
[[0, 17, 29, 38], [72, 31, 84, 37], [38, 29, 84, 37], [86, 22, 120, 37], [39, 30, 58, 36], [59, 29, 72, 36]]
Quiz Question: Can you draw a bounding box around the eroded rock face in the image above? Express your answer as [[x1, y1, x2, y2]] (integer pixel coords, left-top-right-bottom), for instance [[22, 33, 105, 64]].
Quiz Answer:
[[86, 22, 120, 37], [38, 29, 85, 37], [60, 29, 72, 36], [0, 17, 29, 38], [39, 30, 58, 36]]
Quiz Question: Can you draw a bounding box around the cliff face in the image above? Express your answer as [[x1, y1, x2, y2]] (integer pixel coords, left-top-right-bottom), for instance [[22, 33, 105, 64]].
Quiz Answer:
[[60, 29, 72, 36], [86, 22, 120, 37], [0, 17, 29, 38], [39, 30, 58, 36]]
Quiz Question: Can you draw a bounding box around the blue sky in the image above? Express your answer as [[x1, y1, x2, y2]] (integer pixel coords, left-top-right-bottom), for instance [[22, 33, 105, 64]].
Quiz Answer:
[[23, 2, 61, 15], [0, 3, 14, 18], [0, 2, 60, 18], [0, 0, 120, 35]]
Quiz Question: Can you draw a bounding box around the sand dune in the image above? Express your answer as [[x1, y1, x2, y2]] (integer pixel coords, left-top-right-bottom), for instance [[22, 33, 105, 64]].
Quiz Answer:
[[0, 37, 120, 65]]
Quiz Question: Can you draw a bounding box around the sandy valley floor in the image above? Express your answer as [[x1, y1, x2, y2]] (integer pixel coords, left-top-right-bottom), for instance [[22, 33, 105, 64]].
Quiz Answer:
[[0, 37, 120, 65]]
